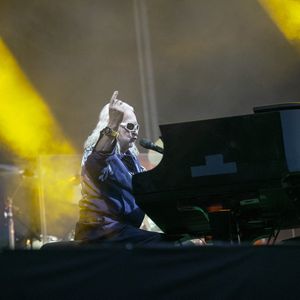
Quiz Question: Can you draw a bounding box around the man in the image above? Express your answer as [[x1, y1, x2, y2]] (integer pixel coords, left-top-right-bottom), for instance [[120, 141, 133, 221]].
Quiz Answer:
[[74, 91, 170, 245]]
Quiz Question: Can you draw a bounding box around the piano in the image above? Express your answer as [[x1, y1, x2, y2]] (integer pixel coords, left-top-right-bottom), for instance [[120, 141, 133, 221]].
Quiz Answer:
[[132, 103, 300, 243]]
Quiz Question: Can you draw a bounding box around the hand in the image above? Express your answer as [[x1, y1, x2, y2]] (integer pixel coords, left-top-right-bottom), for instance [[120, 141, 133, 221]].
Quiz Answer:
[[108, 91, 131, 129]]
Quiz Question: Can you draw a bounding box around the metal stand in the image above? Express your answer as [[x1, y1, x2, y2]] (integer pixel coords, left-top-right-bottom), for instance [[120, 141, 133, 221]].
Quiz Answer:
[[4, 180, 23, 249], [3, 180, 22, 250], [1, 165, 40, 250], [4, 196, 15, 249]]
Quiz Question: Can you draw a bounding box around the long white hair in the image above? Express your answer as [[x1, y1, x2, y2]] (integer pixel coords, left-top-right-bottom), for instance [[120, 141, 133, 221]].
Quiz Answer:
[[82, 103, 139, 164]]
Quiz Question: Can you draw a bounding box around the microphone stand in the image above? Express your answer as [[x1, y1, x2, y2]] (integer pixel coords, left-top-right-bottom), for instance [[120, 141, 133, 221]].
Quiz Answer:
[[5, 197, 15, 249], [4, 180, 23, 250], [3, 169, 40, 250]]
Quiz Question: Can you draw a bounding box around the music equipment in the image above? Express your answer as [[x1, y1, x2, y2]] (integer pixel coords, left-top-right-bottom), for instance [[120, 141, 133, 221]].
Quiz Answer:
[[133, 103, 300, 242], [139, 138, 164, 154]]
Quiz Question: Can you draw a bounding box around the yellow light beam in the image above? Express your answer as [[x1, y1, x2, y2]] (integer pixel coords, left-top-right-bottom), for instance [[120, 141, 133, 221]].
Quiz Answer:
[[0, 38, 75, 158], [259, 0, 300, 43]]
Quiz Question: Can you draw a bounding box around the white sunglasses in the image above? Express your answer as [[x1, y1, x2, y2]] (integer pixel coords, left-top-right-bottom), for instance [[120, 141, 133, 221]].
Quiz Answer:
[[120, 122, 139, 132]]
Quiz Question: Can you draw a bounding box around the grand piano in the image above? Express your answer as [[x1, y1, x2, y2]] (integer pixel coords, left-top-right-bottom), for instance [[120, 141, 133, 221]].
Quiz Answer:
[[132, 104, 300, 243]]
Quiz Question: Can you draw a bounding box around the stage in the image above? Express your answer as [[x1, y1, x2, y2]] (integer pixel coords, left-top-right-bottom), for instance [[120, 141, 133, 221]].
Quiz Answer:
[[1, 244, 300, 299]]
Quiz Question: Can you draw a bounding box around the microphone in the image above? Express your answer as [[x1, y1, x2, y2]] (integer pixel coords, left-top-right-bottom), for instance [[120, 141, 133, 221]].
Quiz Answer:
[[139, 138, 164, 154]]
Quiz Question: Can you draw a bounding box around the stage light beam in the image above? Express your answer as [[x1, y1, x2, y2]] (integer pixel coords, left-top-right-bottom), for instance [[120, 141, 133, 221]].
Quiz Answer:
[[259, 0, 300, 44], [0, 38, 75, 158]]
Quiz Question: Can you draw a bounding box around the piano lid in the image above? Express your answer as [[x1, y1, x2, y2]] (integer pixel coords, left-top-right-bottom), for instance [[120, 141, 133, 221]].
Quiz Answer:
[[134, 110, 290, 196]]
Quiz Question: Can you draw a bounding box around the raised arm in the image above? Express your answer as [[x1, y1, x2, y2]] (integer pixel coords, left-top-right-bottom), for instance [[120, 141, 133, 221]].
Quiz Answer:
[[95, 91, 131, 153]]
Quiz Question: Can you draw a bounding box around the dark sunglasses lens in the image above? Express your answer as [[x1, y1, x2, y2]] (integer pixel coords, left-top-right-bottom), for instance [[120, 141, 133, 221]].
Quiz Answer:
[[127, 123, 135, 130]]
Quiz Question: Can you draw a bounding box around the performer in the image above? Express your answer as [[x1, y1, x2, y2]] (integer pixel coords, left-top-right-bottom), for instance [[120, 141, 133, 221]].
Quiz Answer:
[[74, 91, 173, 245]]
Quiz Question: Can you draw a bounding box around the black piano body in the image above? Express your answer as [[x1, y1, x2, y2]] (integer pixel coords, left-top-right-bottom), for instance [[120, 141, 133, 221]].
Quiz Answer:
[[132, 104, 300, 242]]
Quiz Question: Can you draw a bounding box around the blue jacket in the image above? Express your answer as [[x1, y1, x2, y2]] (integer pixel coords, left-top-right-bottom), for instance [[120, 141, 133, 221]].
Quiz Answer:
[[75, 146, 145, 240]]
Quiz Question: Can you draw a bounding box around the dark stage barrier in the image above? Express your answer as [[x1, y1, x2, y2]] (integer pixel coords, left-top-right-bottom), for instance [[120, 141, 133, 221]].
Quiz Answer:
[[0, 245, 299, 299]]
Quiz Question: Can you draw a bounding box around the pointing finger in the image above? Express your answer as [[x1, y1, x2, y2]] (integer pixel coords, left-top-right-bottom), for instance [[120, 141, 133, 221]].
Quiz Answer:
[[110, 91, 118, 104]]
